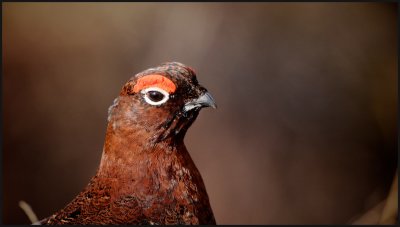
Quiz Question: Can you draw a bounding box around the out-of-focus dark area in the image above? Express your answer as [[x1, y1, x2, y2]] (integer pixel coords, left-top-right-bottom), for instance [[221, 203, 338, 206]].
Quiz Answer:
[[2, 3, 397, 224]]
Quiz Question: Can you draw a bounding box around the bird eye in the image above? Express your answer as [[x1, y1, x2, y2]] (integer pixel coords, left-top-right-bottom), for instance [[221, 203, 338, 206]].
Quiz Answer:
[[148, 91, 164, 102], [141, 87, 169, 106]]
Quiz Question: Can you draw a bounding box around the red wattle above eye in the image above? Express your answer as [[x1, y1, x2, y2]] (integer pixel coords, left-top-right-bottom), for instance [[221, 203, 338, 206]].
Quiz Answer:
[[134, 74, 177, 94]]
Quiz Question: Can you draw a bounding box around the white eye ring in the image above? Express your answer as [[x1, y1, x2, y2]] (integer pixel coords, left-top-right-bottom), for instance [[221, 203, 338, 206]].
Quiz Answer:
[[141, 87, 170, 106]]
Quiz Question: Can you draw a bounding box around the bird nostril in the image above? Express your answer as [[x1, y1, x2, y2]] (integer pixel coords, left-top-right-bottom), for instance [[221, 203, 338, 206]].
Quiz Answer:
[[183, 92, 217, 112]]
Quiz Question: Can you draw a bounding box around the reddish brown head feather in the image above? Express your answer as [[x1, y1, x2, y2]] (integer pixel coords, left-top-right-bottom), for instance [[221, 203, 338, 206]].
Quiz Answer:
[[40, 62, 216, 225]]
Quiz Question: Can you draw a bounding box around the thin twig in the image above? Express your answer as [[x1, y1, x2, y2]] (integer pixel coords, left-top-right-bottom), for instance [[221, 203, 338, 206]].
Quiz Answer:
[[379, 170, 398, 224], [19, 200, 39, 224]]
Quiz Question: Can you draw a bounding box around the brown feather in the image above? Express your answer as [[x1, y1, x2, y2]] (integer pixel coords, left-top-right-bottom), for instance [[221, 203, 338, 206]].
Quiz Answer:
[[40, 62, 216, 225]]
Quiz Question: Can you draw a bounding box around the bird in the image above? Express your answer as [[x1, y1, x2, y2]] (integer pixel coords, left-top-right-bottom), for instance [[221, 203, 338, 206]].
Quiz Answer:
[[37, 62, 217, 225]]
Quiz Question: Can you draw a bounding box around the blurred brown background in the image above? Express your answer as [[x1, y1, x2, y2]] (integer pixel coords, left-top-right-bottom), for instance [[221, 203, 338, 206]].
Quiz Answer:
[[2, 2, 397, 224]]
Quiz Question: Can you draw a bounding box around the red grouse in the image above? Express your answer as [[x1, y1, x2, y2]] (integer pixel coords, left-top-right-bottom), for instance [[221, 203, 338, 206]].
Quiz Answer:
[[38, 62, 217, 225]]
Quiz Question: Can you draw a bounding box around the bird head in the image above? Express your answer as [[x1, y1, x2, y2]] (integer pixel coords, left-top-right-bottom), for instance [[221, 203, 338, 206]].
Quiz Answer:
[[107, 62, 216, 146]]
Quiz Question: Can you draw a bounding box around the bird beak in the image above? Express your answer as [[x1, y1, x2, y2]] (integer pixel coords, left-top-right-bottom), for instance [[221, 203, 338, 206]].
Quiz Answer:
[[183, 92, 217, 112]]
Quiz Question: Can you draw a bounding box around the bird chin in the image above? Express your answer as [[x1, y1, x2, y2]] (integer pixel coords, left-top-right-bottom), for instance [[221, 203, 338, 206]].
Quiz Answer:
[[154, 109, 200, 144]]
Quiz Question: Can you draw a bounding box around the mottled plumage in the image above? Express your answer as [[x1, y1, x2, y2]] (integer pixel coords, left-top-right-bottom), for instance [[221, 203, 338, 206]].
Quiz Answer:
[[39, 62, 216, 225]]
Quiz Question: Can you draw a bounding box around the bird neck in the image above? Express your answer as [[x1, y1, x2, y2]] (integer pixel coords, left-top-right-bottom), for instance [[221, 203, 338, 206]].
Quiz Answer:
[[94, 121, 203, 200], [97, 120, 181, 176]]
